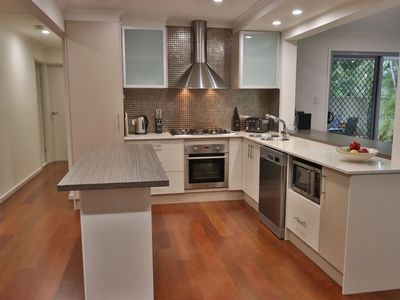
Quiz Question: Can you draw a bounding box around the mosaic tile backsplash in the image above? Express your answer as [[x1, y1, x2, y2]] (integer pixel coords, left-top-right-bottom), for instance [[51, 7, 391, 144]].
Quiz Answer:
[[124, 26, 280, 133]]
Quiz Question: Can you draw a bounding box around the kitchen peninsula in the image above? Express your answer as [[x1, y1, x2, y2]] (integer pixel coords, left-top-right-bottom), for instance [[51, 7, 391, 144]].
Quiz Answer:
[[57, 144, 168, 300]]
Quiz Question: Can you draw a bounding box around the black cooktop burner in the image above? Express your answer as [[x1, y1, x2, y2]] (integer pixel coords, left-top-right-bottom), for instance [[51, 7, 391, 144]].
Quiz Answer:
[[170, 128, 230, 136]]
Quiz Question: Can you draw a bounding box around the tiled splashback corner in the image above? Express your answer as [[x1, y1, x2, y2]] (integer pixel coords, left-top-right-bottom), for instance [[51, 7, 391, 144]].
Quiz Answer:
[[124, 26, 280, 133]]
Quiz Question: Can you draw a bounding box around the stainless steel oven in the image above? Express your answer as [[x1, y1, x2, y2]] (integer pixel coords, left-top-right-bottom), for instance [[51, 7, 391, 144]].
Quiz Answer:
[[184, 141, 229, 189], [291, 158, 322, 205]]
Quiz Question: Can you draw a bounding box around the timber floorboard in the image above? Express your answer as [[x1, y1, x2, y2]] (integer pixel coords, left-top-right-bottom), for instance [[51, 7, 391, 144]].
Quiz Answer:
[[1, 162, 399, 299]]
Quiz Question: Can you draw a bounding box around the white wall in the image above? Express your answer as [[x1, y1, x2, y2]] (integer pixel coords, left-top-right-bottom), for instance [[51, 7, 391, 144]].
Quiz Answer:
[[0, 27, 61, 203], [295, 29, 400, 131], [279, 39, 298, 129]]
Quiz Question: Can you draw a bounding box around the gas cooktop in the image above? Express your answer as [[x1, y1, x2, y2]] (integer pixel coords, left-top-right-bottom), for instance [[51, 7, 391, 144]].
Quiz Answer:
[[170, 128, 231, 136]]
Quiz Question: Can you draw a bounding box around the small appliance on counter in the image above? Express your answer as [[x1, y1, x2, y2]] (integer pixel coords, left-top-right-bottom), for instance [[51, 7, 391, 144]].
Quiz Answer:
[[132, 115, 149, 134], [232, 107, 241, 131], [244, 117, 267, 133], [124, 113, 129, 136], [295, 111, 311, 130], [155, 109, 162, 134]]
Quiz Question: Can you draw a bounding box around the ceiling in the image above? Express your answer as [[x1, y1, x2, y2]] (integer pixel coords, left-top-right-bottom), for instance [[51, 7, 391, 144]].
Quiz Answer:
[[327, 4, 400, 35], [57, 0, 355, 30], [245, 0, 351, 31], [0, 0, 29, 14], [0, 13, 62, 48], [57, 0, 259, 27]]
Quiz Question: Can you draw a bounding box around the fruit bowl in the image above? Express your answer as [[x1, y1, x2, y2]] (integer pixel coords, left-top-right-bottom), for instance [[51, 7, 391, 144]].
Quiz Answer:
[[336, 147, 378, 162]]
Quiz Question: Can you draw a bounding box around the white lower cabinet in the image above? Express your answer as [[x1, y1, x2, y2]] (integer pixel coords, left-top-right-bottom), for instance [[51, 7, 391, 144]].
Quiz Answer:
[[151, 171, 184, 195], [286, 188, 321, 251], [229, 138, 243, 190], [126, 140, 184, 194], [242, 140, 260, 202], [287, 165, 350, 272], [319, 167, 349, 273]]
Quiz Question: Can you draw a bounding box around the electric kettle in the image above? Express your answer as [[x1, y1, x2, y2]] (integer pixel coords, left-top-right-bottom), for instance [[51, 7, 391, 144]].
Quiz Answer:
[[132, 115, 149, 134]]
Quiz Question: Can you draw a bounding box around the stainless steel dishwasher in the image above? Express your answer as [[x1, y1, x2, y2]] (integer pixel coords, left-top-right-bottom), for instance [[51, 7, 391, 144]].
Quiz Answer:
[[258, 146, 287, 239]]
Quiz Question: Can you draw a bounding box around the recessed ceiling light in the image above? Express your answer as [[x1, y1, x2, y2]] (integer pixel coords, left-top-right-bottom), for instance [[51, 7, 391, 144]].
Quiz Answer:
[[213, 0, 223, 3], [41, 29, 50, 35], [292, 9, 303, 15], [245, 35, 252, 39], [272, 20, 282, 26]]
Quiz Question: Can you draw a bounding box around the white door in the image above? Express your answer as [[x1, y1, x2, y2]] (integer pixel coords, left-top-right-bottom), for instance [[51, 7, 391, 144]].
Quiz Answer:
[[46, 65, 68, 161]]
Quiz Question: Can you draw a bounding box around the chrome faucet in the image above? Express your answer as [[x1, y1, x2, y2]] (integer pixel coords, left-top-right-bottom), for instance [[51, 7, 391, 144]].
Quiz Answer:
[[265, 114, 288, 138]]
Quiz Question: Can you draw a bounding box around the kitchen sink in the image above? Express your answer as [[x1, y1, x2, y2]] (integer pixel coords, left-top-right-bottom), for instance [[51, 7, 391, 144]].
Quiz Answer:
[[249, 133, 289, 141], [262, 136, 290, 141]]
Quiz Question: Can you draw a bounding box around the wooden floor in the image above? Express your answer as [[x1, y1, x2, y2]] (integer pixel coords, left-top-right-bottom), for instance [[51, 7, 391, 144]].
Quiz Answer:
[[1, 162, 400, 300]]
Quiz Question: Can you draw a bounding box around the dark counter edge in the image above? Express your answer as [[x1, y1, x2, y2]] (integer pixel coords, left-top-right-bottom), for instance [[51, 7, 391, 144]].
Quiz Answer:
[[57, 179, 169, 192], [292, 129, 392, 159]]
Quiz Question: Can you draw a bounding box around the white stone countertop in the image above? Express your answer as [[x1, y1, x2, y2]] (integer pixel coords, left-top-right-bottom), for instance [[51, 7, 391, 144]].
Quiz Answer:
[[124, 132, 400, 175]]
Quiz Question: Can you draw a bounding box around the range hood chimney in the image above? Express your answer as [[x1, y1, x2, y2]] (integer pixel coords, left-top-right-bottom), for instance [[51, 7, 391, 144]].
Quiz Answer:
[[175, 20, 228, 89]]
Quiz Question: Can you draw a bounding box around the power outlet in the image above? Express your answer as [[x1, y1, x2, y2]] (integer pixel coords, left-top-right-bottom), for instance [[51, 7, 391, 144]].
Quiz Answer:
[[314, 95, 320, 105], [132, 120, 135, 125]]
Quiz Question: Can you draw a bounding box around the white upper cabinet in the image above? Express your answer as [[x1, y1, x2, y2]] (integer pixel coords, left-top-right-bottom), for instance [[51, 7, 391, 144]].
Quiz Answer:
[[232, 31, 279, 89], [122, 27, 167, 88]]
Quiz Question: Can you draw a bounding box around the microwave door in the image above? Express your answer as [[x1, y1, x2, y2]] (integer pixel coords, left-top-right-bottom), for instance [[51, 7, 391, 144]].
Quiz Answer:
[[292, 162, 312, 198]]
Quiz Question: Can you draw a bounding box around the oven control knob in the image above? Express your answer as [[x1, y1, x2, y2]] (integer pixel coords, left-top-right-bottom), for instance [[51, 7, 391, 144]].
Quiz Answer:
[[194, 147, 198, 151], [216, 146, 220, 150]]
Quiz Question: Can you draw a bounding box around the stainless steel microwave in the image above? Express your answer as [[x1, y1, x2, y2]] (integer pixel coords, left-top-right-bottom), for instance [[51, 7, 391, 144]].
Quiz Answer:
[[291, 159, 322, 205]]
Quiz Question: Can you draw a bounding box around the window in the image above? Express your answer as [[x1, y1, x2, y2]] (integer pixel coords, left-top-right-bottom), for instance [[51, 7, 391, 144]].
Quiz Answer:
[[327, 52, 398, 143]]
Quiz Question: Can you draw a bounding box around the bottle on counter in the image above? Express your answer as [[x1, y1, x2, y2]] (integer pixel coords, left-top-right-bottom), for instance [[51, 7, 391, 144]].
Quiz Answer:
[[232, 107, 241, 131]]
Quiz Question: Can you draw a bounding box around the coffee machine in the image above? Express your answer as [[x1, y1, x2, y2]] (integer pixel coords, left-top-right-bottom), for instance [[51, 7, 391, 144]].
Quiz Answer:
[[155, 109, 162, 134]]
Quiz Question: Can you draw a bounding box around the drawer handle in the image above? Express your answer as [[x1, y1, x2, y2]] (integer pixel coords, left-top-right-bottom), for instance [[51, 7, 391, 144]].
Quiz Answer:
[[293, 216, 306, 225]]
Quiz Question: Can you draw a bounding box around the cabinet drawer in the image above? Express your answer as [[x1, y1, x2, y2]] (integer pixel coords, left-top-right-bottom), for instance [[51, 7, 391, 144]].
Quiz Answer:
[[126, 140, 184, 172], [154, 148, 184, 172], [151, 171, 184, 195], [127, 139, 183, 150], [286, 189, 320, 251]]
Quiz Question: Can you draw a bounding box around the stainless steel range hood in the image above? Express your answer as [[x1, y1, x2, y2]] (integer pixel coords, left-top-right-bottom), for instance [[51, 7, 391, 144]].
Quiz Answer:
[[175, 20, 228, 89]]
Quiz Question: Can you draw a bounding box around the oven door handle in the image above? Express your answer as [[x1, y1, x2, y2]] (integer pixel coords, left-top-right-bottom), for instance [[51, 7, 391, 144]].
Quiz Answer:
[[186, 156, 228, 160]]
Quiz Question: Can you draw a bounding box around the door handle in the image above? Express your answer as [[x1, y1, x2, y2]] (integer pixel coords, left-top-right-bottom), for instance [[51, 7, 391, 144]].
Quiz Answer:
[[293, 216, 306, 225]]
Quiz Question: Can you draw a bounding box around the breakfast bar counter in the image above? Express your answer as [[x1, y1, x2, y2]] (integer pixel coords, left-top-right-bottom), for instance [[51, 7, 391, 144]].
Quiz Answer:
[[58, 144, 168, 300]]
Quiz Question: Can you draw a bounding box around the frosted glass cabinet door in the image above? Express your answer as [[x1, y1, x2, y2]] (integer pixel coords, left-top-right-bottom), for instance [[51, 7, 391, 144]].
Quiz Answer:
[[241, 31, 279, 88], [123, 27, 167, 88]]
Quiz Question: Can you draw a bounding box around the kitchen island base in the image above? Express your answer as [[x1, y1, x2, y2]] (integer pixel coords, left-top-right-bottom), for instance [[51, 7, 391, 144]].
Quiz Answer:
[[57, 144, 169, 299], [80, 188, 153, 300]]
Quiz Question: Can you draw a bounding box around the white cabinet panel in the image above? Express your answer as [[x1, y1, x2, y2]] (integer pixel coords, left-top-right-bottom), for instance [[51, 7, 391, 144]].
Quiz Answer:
[[151, 171, 184, 195], [122, 27, 167, 88], [242, 140, 260, 202], [319, 167, 349, 273], [286, 188, 320, 251], [229, 138, 242, 190], [153, 148, 184, 172]]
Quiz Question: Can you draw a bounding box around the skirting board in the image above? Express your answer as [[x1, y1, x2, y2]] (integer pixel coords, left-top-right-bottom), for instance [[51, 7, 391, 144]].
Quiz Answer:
[[287, 230, 343, 287], [151, 190, 244, 205], [0, 166, 43, 204], [243, 193, 259, 211], [70, 190, 257, 209]]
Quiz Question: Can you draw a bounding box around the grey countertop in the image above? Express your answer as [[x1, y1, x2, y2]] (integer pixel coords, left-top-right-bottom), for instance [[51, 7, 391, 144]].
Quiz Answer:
[[57, 144, 169, 191], [292, 129, 392, 159]]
